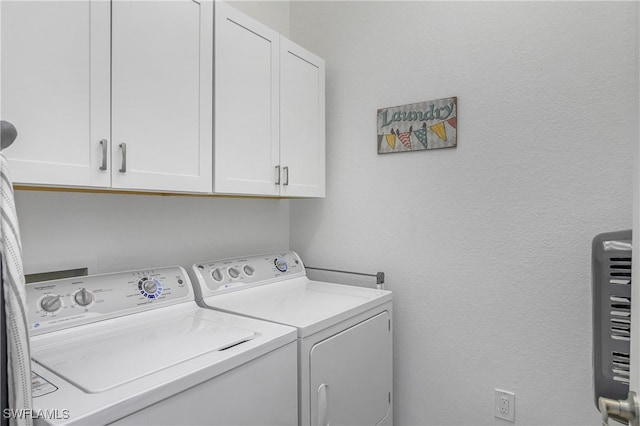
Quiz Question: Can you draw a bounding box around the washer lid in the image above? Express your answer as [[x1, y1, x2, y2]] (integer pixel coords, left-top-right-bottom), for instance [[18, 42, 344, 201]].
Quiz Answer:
[[32, 309, 255, 393], [204, 278, 392, 337]]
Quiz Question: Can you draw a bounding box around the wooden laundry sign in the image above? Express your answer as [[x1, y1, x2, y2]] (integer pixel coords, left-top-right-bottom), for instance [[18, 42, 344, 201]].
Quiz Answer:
[[377, 97, 457, 154]]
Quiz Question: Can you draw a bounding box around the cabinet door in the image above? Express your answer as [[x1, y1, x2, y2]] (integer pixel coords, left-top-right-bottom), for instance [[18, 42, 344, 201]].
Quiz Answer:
[[280, 38, 325, 198], [214, 2, 280, 196], [1, 1, 110, 187], [111, 0, 212, 193], [309, 312, 392, 426]]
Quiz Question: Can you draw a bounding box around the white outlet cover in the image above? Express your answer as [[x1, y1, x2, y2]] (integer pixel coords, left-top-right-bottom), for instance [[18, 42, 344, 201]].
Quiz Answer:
[[494, 389, 515, 422]]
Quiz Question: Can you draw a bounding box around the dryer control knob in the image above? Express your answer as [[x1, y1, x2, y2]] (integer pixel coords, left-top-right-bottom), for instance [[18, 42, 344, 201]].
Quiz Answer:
[[74, 288, 93, 306], [228, 267, 240, 279], [275, 258, 288, 273], [211, 268, 224, 282], [243, 265, 255, 276], [40, 295, 62, 313]]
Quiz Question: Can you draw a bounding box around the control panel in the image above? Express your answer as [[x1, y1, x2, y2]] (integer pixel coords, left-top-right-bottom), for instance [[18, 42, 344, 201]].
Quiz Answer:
[[26, 267, 192, 335], [192, 252, 306, 295]]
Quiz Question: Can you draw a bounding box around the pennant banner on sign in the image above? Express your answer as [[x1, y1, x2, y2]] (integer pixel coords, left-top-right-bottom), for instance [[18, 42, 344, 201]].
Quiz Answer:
[[385, 132, 396, 150], [414, 127, 428, 149], [396, 126, 413, 149], [429, 122, 447, 141]]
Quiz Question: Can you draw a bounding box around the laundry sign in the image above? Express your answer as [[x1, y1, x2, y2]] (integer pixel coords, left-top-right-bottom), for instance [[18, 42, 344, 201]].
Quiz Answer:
[[377, 97, 457, 154]]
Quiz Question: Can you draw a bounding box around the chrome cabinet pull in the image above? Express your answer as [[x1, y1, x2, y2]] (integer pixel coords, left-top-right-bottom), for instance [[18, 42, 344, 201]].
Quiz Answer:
[[99, 139, 108, 170], [317, 383, 329, 426], [119, 143, 127, 173], [275, 165, 281, 185], [283, 166, 289, 186]]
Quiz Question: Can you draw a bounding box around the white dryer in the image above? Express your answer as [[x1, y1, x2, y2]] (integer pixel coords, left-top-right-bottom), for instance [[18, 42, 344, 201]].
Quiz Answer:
[[191, 252, 393, 426], [25, 266, 298, 425]]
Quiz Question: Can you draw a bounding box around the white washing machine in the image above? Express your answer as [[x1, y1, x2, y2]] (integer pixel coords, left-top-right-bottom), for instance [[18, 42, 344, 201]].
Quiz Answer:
[[25, 266, 298, 425], [191, 252, 393, 426]]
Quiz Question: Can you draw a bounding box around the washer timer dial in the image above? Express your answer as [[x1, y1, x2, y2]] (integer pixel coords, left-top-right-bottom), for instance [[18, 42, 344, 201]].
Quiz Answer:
[[274, 257, 288, 273], [73, 288, 93, 307], [137, 276, 163, 299]]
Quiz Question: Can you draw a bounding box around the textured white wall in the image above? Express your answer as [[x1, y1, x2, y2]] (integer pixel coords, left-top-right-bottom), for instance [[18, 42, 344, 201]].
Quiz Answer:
[[289, 2, 639, 424], [15, 191, 289, 275], [227, 1, 290, 36]]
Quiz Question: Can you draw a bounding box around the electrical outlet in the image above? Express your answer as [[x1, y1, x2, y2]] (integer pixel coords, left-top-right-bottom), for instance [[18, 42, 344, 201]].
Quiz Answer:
[[494, 389, 515, 422]]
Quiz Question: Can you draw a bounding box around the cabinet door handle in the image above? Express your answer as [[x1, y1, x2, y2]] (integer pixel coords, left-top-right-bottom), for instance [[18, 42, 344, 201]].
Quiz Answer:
[[119, 143, 127, 173], [99, 139, 108, 171], [275, 165, 281, 185], [317, 383, 329, 426], [283, 166, 289, 186]]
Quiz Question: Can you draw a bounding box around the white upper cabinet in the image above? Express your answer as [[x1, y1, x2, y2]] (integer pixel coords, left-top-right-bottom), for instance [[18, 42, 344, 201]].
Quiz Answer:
[[1, 0, 212, 193], [1, 1, 110, 188], [280, 38, 326, 198], [214, 2, 280, 196], [111, 0, 212, 193], [214, 2, 326, 197], [2, 0, 322, 197]]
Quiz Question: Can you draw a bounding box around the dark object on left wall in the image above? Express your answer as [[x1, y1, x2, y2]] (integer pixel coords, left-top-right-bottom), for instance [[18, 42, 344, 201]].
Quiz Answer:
[[0, 121, 18, 150]]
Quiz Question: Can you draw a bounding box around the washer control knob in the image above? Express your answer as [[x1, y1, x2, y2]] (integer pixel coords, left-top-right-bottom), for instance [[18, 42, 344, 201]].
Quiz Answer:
[[40, 295, 62, 313], [74, 288, 93, 306], [243, 265, 255, 276], [211, 268, 224, 282], [228, 267, 240, 279], [137, 277, 163, 299], [143, 279, 158, 294], [275, 258, 288, 273]]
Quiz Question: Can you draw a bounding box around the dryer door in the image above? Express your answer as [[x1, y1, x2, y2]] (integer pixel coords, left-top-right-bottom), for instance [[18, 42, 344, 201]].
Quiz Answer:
[[310, 311, 392, 426]]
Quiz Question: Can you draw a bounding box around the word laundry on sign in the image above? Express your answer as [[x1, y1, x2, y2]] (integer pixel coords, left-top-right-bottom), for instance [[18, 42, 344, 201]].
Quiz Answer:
[[379, 103, 455, 128]]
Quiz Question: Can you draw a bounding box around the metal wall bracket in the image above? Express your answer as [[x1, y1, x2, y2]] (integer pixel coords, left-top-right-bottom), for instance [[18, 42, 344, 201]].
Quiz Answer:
[[599, 391, 640, 426], [305, 266, 386, 290]]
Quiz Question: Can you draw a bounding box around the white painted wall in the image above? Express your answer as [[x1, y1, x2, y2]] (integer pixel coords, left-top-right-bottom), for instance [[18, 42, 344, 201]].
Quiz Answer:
[[15, 191, 289, 275], [634, 0, 640, 400], [289, 2, 639, 424]]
